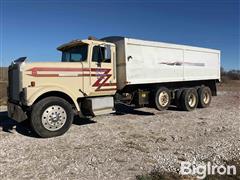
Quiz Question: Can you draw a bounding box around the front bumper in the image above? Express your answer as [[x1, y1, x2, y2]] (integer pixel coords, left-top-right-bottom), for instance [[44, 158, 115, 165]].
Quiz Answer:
[[8, 102, 28, 122]]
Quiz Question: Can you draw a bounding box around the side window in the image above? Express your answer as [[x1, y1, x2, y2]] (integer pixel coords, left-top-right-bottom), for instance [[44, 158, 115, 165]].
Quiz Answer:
[[71, 53, 83, 62], [61, 45, 88, 62], [92, 45, 111, 63]]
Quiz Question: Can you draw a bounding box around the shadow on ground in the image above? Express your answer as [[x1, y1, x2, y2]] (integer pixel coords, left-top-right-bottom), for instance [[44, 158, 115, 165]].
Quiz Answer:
[[0, 111, 36, 137], [73, 116, 96, 126], [0, 111, 95, 138], [114, 103, 155, 116]]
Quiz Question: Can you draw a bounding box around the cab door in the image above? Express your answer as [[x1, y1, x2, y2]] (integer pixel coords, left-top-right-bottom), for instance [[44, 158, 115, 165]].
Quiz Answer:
[[88, 43, 117, 96]]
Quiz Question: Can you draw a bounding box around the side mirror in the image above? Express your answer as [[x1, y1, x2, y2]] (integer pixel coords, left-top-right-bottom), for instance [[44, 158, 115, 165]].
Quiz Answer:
[[97, 59, 101, 67], [97, 46, 104, 65]]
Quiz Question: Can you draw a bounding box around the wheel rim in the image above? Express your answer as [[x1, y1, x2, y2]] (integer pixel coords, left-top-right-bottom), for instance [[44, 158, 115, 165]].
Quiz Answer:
[[203, 91, 210, 104], [188, 94, 196, 108], [158, 91, 169, 107], [41, 105, 67, 131]]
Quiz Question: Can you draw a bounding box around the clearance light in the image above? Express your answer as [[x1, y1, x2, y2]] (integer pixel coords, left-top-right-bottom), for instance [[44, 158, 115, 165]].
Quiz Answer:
[[31, 81, 35, 87]]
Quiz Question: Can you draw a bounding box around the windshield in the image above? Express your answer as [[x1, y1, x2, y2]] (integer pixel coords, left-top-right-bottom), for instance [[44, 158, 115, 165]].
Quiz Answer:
[[61, 44, 88, 62]]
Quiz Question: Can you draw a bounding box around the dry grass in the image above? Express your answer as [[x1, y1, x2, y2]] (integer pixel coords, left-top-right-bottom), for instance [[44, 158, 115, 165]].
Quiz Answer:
[[0, 99, 7, 106], [136, 171, 189, 180], [0, 67, 8, 81], [0, 81, 7, 106], [217, 80, 240, 92]]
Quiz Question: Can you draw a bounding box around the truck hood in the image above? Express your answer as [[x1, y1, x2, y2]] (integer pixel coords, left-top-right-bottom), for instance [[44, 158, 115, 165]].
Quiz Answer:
[[11, 57, 65, 69], [22, 61, 84, 74]]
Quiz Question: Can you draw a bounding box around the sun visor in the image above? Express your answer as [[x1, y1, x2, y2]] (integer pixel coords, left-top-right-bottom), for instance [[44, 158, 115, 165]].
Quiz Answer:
[[57, 40, 86, 51]]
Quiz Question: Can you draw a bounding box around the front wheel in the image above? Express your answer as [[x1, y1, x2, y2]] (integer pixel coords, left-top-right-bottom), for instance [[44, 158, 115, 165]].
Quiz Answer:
[[31, 97, 74, 138]]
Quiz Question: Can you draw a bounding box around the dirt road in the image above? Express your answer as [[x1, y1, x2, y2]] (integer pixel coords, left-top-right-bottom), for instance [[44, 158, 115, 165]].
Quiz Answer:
[[0, 90, 239, 180]]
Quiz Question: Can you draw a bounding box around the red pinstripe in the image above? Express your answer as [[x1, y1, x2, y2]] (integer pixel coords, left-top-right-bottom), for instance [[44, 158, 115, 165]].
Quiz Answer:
[[27, 67, 117, 91]]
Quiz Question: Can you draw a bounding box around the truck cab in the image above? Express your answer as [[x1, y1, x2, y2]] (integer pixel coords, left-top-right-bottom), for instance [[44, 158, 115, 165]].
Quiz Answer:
[[8, 38, 117, 137], [57, 39, 117, 96]]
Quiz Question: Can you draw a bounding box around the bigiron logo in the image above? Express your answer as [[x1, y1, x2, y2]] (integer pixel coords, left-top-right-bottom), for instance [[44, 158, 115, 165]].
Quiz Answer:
[[179, 161, 237, 179]]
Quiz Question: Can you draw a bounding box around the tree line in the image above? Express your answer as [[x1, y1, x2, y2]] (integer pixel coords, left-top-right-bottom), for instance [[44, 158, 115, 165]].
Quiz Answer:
[[221, 67, 240, 81]]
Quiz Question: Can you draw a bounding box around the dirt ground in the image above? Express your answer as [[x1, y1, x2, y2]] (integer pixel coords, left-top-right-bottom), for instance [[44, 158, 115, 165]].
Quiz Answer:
[[0, 83, 239, 180]]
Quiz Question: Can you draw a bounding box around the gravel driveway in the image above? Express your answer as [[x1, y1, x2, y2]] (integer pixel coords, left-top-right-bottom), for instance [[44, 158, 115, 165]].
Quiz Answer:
[[0, 90, 239, 180]]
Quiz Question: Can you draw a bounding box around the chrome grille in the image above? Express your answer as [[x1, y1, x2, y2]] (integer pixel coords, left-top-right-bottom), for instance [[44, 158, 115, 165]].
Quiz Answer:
[[8, 64, 21, 101]]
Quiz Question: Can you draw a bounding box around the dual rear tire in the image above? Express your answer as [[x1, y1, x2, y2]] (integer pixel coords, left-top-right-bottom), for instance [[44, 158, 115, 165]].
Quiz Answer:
[[197, 86, 212, 108], [154, 86, 212, 111], [179, 88, 198, 111], [179, 86, 212, 111]]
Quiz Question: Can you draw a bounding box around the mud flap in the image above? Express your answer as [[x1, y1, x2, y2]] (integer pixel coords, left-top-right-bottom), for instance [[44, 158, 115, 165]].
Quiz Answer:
[[8, 102, 28, 122], [80, 99, 95, 117]]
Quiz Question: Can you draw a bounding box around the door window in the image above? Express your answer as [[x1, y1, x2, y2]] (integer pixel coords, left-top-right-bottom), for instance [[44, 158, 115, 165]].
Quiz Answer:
[[92, 45, 111, 63]]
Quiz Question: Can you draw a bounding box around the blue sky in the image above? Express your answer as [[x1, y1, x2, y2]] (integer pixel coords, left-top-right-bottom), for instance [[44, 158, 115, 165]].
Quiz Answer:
[[0, 0, 239, 70]]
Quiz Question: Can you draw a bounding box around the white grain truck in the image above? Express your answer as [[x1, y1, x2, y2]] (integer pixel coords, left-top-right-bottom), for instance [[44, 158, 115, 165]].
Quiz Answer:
[[7, 36, 220, 137]]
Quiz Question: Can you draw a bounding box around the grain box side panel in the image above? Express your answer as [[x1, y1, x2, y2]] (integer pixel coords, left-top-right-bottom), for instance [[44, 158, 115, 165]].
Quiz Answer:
[[183, 50, 220, 81], [125, 39, 184, 84]]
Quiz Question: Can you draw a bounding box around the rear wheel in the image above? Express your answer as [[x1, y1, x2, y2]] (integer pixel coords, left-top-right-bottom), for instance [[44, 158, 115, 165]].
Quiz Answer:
[[154, 87, 171, 111], [198, 86, 212, 108], [31, 96, 74, 138], [180, 88, 198, 111]]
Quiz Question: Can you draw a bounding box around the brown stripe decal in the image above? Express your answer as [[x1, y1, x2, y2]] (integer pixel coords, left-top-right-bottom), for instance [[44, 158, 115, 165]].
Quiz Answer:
[[27, 67, 117, 92]]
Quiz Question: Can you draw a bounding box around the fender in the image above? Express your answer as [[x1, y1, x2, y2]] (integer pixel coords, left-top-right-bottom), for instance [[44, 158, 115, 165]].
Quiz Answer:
[[26, 85, 82, 111]]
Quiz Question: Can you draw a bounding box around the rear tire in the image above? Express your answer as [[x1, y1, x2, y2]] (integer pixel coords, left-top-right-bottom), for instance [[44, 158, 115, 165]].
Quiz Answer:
[[180, 88, 198, 111], [198, 86, 212, 108], [154, 87, 171, 111], [31, 96, 74, 138]]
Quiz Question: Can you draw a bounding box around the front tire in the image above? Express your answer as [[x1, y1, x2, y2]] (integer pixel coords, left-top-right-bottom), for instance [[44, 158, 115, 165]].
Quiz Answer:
[[31, 97, 74, 138], [154, 87, 171, 111], [180, 88, 198, 111]]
